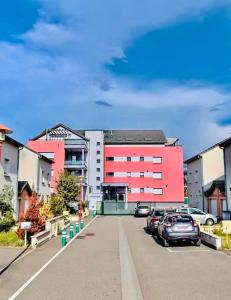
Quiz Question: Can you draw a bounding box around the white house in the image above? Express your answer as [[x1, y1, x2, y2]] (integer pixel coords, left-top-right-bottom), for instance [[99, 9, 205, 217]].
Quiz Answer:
[[185, 143, 225, 214]]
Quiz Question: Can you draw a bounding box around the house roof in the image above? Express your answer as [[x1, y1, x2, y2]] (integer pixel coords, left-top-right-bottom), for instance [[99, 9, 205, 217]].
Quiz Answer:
[[5, 135, 24, 148], [204, 180, 225, 197], [18, 181, 32, 195], [219, 137, 231, 148], [184, 139, 227, 164], [103, 130, 167, 144], [30, 123, 88, 141]]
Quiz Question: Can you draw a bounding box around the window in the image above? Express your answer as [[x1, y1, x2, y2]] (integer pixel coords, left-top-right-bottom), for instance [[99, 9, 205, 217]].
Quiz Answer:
[[140, 188, 144, 193], [106, 157, 114, 161], [106, 172, 114, 177], [140, 172, 144, 178], [140, 157, 144, 161], [96, 159, 100, 163], [127, 172, 131, 177], [153, 157, 162, 164], [4, 158, 10, 176], [128, 188, 131, 193], [127, 157, 131, 162], [96, 168, 100, 172], [153, 188, 163, 195], [189, 208, 205, 215], [97, 142, 101, 146], [96, 177, 101, 181], [51, 170, 54, 177], [96, 186, 101, 190], [96, 150, 100, 155], [153, 172, 162, 179], [42, 171, 45, 185]]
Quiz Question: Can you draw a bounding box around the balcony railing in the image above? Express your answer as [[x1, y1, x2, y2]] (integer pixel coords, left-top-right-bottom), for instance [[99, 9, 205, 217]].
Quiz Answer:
[[64, 139, 88, 147], [64, 160, 87, 168]]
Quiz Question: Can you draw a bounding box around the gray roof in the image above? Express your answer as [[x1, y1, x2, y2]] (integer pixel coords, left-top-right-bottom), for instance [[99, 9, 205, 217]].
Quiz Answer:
[[103, 130, 167, 144]]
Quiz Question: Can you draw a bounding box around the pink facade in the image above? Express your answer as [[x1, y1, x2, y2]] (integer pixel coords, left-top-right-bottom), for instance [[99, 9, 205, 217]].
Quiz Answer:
[[104, 146, 184, 203], [28, 140, 65, 190]]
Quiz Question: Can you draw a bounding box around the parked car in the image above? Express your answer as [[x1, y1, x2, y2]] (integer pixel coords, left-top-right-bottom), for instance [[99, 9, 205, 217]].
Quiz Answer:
[[66, 201, 79, 214], [157, 212, 201, 247], [176, 207, 217, 225], [146, 207, 176, 234], [135, 205, 150, 217]]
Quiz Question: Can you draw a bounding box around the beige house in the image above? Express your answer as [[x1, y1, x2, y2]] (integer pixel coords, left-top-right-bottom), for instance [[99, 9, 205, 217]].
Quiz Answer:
[[185, 144, 225, 214], [18, 147, 53, 201]]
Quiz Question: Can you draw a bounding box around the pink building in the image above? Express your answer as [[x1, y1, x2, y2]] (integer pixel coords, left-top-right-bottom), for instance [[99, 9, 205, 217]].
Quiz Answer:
[[28, 124, 184, 209]]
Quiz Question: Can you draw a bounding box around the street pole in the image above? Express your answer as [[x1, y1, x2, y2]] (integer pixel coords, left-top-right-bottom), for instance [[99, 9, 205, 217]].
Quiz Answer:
[[79, 176, 83, 221]]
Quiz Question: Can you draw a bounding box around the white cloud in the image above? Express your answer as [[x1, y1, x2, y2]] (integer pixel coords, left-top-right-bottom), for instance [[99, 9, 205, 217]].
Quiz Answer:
[[0, 0, 231, 156]]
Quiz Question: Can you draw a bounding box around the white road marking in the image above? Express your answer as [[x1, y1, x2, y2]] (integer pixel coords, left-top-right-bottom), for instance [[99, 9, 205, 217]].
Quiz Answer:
[[167, 248, 210, 253], [118, 218, 144, 300], [8, 216, 98, 300]]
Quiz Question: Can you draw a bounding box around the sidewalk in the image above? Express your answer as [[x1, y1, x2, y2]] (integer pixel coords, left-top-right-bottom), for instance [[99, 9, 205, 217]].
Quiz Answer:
[[1, 216, 120, 300]]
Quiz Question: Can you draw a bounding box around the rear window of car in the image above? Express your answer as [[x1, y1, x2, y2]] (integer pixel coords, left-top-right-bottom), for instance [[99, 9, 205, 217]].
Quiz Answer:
[[154, 210, 165, 217], [138, 206, 149, 209], [168, 215, 193, 223]]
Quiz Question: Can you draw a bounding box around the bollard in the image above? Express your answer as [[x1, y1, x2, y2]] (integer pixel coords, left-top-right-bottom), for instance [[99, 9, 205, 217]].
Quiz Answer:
[[69, 224, 74, 239], [75, 222, 79, 234], [93, 210, 97, 218], [61, 229, 67, 247], [80, 219, 84, 230]]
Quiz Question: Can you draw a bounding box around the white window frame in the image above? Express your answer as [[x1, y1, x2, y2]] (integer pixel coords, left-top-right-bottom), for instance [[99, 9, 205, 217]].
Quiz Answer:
[[153, 157, 162, 164], [153, 172, 162, 179], [153, 188, 163, 195]]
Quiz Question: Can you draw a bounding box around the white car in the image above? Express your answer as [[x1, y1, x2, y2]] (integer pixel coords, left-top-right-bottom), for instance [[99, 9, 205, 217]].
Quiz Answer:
[[176, 207, 217, 225]]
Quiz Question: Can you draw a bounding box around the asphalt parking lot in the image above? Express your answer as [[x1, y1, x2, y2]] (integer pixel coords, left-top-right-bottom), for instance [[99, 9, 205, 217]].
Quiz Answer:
[[2, 216, 231, 300]]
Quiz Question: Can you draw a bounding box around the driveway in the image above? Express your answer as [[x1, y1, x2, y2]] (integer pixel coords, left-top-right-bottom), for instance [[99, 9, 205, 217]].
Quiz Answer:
[[1, 216, 231, 300]]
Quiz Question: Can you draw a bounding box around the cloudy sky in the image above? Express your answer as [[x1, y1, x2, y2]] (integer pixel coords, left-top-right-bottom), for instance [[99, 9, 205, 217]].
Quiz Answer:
[[1, 0, 231, 158]]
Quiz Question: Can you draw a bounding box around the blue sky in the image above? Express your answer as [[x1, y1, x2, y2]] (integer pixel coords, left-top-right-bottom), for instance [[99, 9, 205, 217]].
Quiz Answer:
[[1, 0, 231, 157]]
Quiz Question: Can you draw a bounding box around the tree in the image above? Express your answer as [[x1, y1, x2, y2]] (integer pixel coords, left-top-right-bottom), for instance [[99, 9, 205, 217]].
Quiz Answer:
[[0, 185, 14, 215], [56, 171, 80, 205], [17, 192, 44, 239]]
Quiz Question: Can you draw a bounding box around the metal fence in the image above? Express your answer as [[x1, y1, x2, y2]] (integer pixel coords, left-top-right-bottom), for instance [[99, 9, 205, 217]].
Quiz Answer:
[[96, 201, 183, 215]]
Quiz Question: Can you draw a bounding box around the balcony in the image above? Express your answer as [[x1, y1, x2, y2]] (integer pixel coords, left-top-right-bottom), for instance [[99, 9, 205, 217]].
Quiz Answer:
[[64, 160, 87, 169], [64, 139, 88, 151]]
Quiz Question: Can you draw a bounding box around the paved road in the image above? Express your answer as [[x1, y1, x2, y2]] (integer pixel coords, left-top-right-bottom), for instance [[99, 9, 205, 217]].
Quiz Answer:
[[2, 216, 231, 299]]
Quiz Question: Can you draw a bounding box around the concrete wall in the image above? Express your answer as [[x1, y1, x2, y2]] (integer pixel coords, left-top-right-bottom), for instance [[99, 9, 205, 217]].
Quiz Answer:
[[202, 146, 224, 189], [38, 157, 52, 200], [187, 159, 203, 210], [85, 131, 104, 208], [18, 147, 39, 191], [0, 141, 19, 216]]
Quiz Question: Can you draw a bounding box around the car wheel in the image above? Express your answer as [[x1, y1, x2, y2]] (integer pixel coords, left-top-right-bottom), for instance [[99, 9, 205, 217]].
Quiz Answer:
[[206, 218, 214, 226], [195, 239, 201, 247]]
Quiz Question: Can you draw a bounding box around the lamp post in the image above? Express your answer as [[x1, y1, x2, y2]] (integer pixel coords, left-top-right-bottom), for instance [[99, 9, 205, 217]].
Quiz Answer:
[[0, 124, 13, 161], [79, 176, 83, 220]]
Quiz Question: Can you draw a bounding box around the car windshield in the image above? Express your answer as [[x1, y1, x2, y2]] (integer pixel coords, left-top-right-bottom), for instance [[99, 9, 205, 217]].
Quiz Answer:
[[168, 215, 193, 223]]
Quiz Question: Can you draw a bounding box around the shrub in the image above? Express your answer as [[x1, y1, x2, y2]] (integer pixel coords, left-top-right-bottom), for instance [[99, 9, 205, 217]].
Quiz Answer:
[[0, 230, 24, 247], [0, 211, 15, 232], [39, 202, 54, 222], [82, 200, 89, 211], [56, 171, 80, 205], [17, 192, 45, 240], [49, 194, 66, 216], [0, 185, 14, 215]]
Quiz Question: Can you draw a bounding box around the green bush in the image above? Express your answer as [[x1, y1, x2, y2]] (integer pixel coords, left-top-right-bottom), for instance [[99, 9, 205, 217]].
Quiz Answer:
[[82, 200, 89, 211], [0, 230, 24, 247], [0, 211, 15, 232], [49, 194, 66, 216]]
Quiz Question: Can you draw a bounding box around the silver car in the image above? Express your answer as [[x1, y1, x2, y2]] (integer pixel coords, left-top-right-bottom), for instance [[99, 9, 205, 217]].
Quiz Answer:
[[177, 207, 217, 225], [135, 205, 150, 217]]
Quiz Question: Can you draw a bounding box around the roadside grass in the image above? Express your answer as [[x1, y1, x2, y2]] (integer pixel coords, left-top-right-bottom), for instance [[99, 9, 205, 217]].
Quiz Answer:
[[213, 228, 231, 249], [0, 231, 24, 247]]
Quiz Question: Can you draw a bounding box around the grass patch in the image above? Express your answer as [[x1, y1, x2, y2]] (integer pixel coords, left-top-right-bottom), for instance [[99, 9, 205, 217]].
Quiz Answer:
[[0, 230, 24, 247]]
